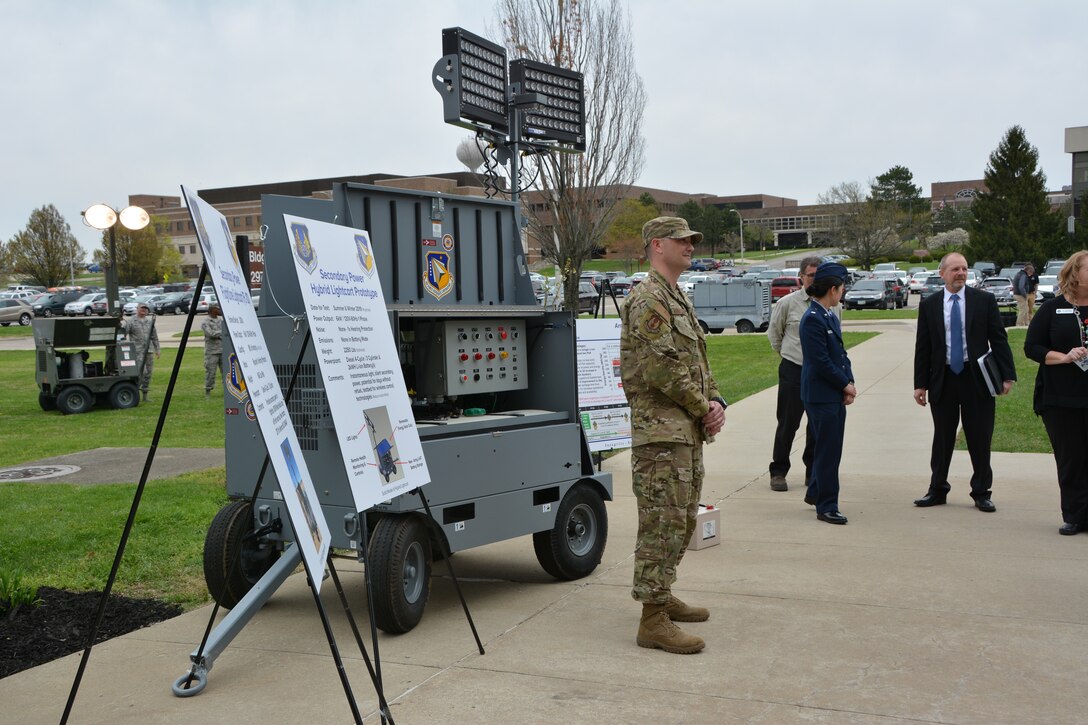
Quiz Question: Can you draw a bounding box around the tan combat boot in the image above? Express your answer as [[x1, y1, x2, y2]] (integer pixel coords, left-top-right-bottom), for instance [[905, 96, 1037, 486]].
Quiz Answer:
[[665, 594, 709, 622], [636, 604, 705, 654]]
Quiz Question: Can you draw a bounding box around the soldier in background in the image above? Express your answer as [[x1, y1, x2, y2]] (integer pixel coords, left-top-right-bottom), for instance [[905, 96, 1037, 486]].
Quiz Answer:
[[201, 304, 224, 397], [121, 302, 160, 402], [620, 216, 727, 655]]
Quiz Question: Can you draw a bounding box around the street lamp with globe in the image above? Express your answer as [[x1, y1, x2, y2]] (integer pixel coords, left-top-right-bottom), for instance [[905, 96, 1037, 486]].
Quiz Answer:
[[82, 204, 149, 315]]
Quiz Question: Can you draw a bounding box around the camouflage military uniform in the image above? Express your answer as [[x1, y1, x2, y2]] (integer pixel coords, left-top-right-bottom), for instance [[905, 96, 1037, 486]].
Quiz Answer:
[[122, 313, 160, 393], [201, 314, 224, 393], [620, 268, 722, 604]]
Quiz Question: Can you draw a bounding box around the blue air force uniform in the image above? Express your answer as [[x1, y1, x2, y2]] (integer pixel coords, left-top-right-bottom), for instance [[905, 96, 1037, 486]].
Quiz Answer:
[[799, 298, 854, 514]]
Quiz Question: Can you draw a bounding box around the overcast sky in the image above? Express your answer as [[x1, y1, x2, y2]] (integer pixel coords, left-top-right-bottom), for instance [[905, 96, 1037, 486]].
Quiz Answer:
[[3, 0, 1085, 255]]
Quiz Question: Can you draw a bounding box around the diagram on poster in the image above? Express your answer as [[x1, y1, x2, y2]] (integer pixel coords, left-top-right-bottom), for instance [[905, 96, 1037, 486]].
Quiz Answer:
[[181, 186, 331, 582], [575, 318, 631, 452], [282, 214, 430, 512]]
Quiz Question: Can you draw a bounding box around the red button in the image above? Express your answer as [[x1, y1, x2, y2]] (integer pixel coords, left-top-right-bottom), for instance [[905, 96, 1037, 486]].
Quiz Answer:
[[487, 352, 496, 360], [459, 353, 469, 362], [500, 331, 508, 339], [474, 352, 483, 361]]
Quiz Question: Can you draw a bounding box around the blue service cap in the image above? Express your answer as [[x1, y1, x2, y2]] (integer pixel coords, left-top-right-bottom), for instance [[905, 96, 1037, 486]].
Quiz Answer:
[[814, 262, 848, 283]]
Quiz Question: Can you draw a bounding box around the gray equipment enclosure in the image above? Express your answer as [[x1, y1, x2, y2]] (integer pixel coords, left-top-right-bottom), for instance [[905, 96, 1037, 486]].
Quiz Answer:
[[692, 278, 771, 335], [32, 316, 143, 414], [202, 182, 612, 649]]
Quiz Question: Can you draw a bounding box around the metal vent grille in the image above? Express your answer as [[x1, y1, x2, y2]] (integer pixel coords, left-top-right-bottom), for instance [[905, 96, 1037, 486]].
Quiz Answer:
[[273, 363, 329, 451], [37, 350, 47, 372]]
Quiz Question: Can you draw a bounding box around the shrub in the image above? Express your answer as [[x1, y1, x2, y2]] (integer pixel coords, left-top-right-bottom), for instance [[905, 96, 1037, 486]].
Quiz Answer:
[[0, 569, 43, 620]]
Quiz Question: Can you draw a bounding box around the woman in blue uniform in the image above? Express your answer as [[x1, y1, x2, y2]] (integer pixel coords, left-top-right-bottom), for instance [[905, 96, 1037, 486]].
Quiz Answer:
[[799, 262, 857, 524]]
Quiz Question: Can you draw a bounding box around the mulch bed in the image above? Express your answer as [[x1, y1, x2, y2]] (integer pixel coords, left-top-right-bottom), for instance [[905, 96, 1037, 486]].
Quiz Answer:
[[0, 587, 181, 679]]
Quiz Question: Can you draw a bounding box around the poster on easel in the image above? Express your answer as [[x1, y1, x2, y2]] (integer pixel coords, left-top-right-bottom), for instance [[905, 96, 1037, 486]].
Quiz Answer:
[[575, 318, 631, 451], [282, 215, 430, 512], [181, 186, 331, 582]]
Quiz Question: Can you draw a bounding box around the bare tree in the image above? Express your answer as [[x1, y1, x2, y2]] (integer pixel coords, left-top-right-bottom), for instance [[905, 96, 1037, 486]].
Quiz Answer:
[[7, 204, 83, 287], [494, 0, 645, 310], [818, 182, 904, 270]]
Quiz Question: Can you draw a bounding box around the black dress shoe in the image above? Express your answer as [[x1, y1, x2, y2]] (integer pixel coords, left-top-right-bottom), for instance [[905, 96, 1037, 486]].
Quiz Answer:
[[913, 493, 947, 507], [1059, 522, 1080, 536], [817, 511, 848, 525], [974, 498, 996, 513]]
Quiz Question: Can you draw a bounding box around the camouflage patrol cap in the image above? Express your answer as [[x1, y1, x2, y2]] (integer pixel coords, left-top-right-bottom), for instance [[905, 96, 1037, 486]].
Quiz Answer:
[[642, 216, 703, 246]]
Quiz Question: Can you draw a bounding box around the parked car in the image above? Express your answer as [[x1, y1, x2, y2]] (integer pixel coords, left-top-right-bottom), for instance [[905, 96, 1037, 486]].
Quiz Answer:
[[770, 276, 803, 302], [124, 294, 164, 316], [0, 289, 37, 300], [152, 291, 192, 315], [629, 271, 648, 286], [981, 276, 1014, 305], [91, 290, 136, 315], [607, 277, 635, 296], [579, 272, 607, 291], [909, 272, 930, 294], [1043, 259, 1065, 275], [965, 269, 982, 288], [64, 293, 106, 316], [919, 275, 945, 301], [843, 279, 897, 310], [31, 291, 83, 318], [972, 261, 997, 278], [195, 291, 219, 313], [1037, 274, 1058, 299], [689, 258, 719, 271], [0, 299, 34, 326]]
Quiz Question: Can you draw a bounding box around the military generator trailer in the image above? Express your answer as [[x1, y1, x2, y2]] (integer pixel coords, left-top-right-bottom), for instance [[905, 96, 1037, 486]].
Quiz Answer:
[[31, 316, 143, 414], [202, 182, 612, 644], [692, 277, 771, 334]]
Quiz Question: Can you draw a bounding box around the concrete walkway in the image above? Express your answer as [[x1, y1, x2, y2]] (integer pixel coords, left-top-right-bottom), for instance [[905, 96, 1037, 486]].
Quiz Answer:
[[3, 321, 1086, 724]]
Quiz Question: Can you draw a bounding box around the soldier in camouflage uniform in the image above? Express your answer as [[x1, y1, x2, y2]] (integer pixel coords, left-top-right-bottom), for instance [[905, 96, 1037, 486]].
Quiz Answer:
[[121, 302, 160, 401], [620, 216, 727, 655], [201, 304, 224, 397]]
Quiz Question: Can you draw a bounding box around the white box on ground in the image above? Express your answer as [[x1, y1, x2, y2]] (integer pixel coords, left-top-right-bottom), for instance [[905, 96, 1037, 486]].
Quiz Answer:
[[689, 504, 720, 550]]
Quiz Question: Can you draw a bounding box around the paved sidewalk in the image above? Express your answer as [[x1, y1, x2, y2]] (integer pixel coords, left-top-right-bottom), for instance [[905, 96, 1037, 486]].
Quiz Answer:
[[3, 321, 1086, 724]]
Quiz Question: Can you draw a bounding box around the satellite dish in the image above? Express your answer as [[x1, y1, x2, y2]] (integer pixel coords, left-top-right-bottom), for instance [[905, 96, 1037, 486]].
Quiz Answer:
[[456, 137, 486, 172]]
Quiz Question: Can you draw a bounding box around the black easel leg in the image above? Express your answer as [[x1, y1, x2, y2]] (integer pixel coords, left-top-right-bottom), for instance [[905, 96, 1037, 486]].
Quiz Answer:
[[412, 488, 484, 654], [358, 513, 385, 694], [328, 559, 394, 725], [61, 266, 208, 724]]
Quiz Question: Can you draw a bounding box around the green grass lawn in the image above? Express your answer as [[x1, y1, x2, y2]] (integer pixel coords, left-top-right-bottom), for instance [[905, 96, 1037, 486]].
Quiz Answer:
[[988, 328, 1049, 454], [0, 348, 225, 467], [0, 325, 34, 338]]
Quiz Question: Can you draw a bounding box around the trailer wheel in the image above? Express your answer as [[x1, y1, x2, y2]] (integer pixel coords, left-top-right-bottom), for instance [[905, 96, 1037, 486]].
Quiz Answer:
[[698, 320, 710, 335], [38, 392, 56, 411], [369, 515, 431, 634], [107, 381, 140, 409], [203, 500, 280, 609], [56, 385, 93, 415], [736, 319, 755, 334], [533, 482, 608, 580]]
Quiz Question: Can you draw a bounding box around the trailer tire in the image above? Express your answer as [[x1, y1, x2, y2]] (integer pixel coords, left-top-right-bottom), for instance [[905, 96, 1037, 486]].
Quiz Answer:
[[736, 319, 755, 334], [698, 320, 709, 335], [56, 385, 93, 415], [107, 381, 140, 409], [38, 392, 56, 411], [369, 515, 431, 634], [533, 483, 608, 580], [203, 500, 280, 609]]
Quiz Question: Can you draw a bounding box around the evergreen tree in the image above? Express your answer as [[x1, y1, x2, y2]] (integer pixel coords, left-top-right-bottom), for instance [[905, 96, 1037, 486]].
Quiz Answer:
[[968, 125, 1063, 266]]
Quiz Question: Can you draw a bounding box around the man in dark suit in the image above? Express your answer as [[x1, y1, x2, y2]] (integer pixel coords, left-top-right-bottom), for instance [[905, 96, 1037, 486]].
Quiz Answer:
[[913, 252, 1017, 511]]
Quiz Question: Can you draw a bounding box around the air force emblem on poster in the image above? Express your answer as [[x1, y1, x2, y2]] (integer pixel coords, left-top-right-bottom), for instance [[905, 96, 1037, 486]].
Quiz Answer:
[[355, 234, 375, 277], [226, 352, 248, 402], [291, 222, 317, 274], [423, 251, 453, 299]]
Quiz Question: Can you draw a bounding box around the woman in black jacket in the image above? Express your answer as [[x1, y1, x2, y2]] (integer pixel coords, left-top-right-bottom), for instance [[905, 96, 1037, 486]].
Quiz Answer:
[[1024, 251, 1088, 535]]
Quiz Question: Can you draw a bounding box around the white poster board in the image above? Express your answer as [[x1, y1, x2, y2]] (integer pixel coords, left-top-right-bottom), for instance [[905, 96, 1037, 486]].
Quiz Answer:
[[575, 318, 631, 452], [283, 215, 430, 511], [181, 186, 331, 582]]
